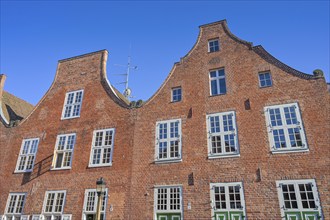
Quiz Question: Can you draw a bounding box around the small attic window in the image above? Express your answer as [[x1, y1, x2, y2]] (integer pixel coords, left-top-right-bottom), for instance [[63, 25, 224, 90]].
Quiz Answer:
[[61, 89, 84, 119], [171, 87, 182, 102], [208, 39, 219, 52], [258, 72, 272, 88]]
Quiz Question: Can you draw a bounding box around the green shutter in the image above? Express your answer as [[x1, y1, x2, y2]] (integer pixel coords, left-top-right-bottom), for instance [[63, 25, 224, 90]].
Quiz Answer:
[[284, 211, 320, 220], [158, 215, 168, 220], [157, 213, 181, 220], [285, 212, 302, 220], [215, 211, 244, 220], [215, 212, 228, 220], [302, 211, 320, 220], [229, 211, 244, 220], [171, 215, 181, 220]]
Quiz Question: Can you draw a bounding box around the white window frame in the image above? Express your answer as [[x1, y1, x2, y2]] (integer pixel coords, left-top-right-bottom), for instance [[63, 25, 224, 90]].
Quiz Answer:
[[30, 214, 71, 220], [208, 39, 220, 52], [276, 179, 323, 220], [15, 138, 39, 173], [82, 188, 108, 220], [51, 133, 76, 170], [154, 185, 183, 219], [31, 215, 42, 220], [61, 89, 84, 120], [206, 111, 239, 158], [210, 182, 246, 219], [89, 128, 115, 167], [171, 87, 182, 103], [42, 190, 67, 220], [4, 193, 27, 219], [258, 71, 272, 88], [264, 103, 308, 154], [209, 69, 226, 96], [155, 119, 182, 163], [3, 215, 30, 220]]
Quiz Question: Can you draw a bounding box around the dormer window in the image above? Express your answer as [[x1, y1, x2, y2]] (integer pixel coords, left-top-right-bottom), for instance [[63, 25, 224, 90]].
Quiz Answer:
[[208, 39, 219, 52], [61, 90, 84, 119]]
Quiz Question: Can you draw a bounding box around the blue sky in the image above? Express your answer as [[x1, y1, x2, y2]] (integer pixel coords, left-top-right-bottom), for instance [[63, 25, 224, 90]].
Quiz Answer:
[[1, 1, 329, 105]]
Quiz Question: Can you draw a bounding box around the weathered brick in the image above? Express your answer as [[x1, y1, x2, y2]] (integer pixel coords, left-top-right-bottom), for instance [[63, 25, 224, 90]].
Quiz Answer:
[[0, 20, 329, 220]]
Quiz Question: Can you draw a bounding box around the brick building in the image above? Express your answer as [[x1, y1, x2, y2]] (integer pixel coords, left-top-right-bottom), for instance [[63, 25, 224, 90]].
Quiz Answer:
[[0, 20, 329, 220]]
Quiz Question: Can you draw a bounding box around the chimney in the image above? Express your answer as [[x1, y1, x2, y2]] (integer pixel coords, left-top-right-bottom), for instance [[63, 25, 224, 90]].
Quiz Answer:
[[0, 74, 6, 102]]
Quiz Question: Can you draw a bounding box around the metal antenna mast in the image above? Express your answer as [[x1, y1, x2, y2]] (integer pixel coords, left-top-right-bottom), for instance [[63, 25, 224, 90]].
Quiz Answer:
[[115, 45, 137, 99], [124, 55, 132, 97]]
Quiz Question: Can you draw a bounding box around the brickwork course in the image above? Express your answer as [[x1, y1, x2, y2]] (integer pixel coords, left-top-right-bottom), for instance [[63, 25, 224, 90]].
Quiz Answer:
[[0, 20, 329, 220]]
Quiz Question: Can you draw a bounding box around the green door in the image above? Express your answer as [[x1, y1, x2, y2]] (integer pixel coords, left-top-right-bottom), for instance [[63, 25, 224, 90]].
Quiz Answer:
[[215, 211, 244, 220], [157, 213, 181, 220], [215, 212, 227, 220], [86, 214, 104, 220], [284, 211, 320, 220]]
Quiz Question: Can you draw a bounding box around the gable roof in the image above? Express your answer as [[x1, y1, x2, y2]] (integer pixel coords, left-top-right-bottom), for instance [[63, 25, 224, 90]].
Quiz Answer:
[[0, 91, 34, 126]]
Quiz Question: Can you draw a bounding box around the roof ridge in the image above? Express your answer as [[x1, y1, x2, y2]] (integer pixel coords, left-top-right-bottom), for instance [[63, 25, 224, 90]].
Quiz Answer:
[[221, 21, 253, 48], [3, 90, 34, 107], [199, 19, 227, 28], [58, 49, 107, 63], [252, 45, 317, 80]]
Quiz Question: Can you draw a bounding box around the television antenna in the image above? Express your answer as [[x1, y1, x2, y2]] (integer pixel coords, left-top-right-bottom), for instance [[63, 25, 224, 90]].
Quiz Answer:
[[114, 47, 138, 99]]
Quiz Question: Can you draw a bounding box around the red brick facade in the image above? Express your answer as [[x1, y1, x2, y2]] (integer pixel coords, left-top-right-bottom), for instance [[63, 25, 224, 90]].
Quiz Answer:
[[1, 20, 329, 220]]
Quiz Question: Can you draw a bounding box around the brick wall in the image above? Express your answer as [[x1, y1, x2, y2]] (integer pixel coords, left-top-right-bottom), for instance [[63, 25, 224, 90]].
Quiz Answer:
[[0, 20, 329, 220]]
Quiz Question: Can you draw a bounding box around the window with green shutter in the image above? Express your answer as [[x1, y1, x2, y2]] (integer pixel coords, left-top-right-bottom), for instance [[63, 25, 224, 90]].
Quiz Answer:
[[210, 182, 246, 220], [276, 179, 323, 220], [154, 186, 182, 220]]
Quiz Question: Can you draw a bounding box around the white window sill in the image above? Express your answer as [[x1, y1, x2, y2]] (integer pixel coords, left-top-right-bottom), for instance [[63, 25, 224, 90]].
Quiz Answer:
[[259, 85, 272, 89], [50, 167, 72, 171], [154, 158, 182, 164], [156, 211, 183, 214], [14, 170, 33, 173], [209, 93, 226, 97], [61, 115, 81, 120], [43, 212, 64, 215], [208, 154, 240, 159], [88, 163, 112, 168], [271, 148, 309, 154]]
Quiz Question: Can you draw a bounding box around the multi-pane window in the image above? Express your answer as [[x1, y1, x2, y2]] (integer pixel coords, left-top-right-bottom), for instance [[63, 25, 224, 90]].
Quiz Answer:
[[4, 193, 27, 219], [154, 186, 182, 220], [155, 119, 182, 162], [208, 39, 220, 52], [15, 138, 39, 172], [210, 182, 246, 220], [264, 103, 308, 153], [207, 111, 239, 158], [42, 191, 69, 220], [83, 189, 108, 220], [89, 129, 115, 167], [31, 215, 71, 220], [52, 134, 76, 169], [61, 90, 84, 119], [171, 87, 182, 102], [210, 69, 226, 96], [276, 179, 322, 220], [258, 72, 272, 88]]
